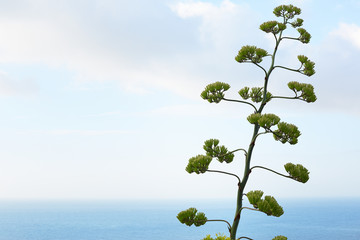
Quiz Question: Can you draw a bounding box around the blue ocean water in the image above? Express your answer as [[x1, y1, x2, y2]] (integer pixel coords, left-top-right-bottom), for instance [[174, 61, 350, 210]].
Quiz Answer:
[[0, 198, 359, 240]]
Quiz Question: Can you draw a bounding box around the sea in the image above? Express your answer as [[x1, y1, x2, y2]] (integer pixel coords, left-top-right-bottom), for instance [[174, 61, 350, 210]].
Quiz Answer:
[[0, 198, 359, 240]]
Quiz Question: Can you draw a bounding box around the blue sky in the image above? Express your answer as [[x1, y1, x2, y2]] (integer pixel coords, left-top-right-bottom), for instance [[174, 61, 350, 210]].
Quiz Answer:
[[0, 0, 359, 200]]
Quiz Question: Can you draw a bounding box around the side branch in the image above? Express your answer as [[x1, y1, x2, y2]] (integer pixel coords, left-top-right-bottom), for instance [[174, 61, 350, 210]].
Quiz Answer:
[[222, 98, 258, 112], [280, 36, 300, 41], [251, 166, 292, 180], [240, 206, 261, 212], [271, 95, 309, 103], [207, 169, 241, 183], [254, 131, 269, 142], [239, 60, 268, 76], [206, 219, 232, 231], [273, 65, 301, 73], [238, 237, 254, 240], [224, 148, 248, 157], [253, 62, 268, 76]]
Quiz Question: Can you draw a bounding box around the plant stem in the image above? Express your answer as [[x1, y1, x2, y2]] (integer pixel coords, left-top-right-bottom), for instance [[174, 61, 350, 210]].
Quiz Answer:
[[230, 124, 260, 239], [230, 28, 284, 240]]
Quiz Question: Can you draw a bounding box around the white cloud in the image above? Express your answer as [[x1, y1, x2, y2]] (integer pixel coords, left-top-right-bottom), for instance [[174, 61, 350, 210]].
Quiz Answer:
[[171, 0, 237, 19], [0, 70, 38, 96], [0, 1, 264, 99], [330, 23, 360, 50], [170, 0, 255, 48], [0, 0, 206, 98]]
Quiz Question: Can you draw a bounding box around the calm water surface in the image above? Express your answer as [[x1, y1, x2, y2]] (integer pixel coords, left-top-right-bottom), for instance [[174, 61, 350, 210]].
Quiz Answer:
[[0, 198, 359, 240]]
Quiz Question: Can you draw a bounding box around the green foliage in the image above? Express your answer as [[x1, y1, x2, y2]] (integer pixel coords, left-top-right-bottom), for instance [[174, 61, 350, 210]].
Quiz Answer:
[[260, 21, 286, 34], [247, 113, 280, 129], [297, 28, 311, 43], [238, 87, 272, 103], [273, 122, 301, 145], [235, 45, 269, 64], [258, 113, 281, 128], [272, 236, 288, 240], [202, 233, 230, 240], [258, 196, 284, 217], [247, 193, 284, 217], [288, 81, 317, 102], [273, 4, 301, 20], [247, 113, 261, 124], [177, 208, 207, 227], [246, 190, 264, 208], [201, 82, 231, 103], [284, 163, 310, 183], [297, 55, 315, 76], [203, 139, 234, 163], [290, 18, 303, 28], [249, 87, 263, 103], [186, 155, 212, 174], [238, 87, 250, 99]]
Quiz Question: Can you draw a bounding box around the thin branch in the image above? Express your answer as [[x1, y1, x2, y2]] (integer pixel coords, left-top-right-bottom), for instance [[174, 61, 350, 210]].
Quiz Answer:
[[271, 96, 298, 100], [222, 98, 258, 112], [222, 148, 248, 157], [273, 65, 301, 73], [272, 32, 278, 42], [207, 169, 241, 183], [253, 62, 268, 76], [248, 131, 270, 147], [215, 148, 248, 158], [272, 95, 308, 103], [240, 206, 261, 212], [206, 219, 232, 230], [251, 165, 292, 180], [281, 36, 300, 41], [238, 237, 254, 240], [241, 60, 269, 76], [254, 131, 269, 140]]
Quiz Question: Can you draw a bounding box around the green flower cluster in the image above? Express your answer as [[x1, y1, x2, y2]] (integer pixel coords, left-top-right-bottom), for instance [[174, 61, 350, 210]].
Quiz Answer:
[[235, 45, 269, 64], [260, 21, 286, 34], [247, 113, 300, 144], [288, 81, 317, 102], [246, 190, 264, 207], [186, 155, 212, 174], [284, 163, 310, 183], [273, 4, 301, 20], [290, 18, 303, 28], [177, 208, 207, 227], [272, 236, 288, 240], [297, 28, 311, 43], [273, 122, 301, 145], [238, 87, 272, 103], [247, 113, 280, 129], [202, 233, 230, 240], [247, 191, 284, 217], [203, 139, 234, 163], [298, 55, 315, 76], [201, 82, 230, 103]]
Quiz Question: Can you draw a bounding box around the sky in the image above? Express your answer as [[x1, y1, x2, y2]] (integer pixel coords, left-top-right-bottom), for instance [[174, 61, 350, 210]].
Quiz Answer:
[[0, 0, 359, 200]]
